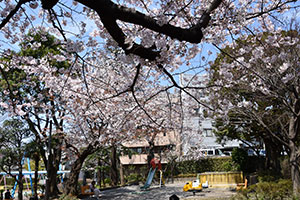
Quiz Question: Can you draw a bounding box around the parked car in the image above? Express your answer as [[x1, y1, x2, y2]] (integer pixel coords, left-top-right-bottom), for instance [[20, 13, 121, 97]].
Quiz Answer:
[[200, 149, 226, 157], [247, 149, 266, 156]]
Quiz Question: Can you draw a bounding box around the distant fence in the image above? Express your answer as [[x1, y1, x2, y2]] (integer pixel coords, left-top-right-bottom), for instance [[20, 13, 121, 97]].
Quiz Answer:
[[198, 171, 244, 188]]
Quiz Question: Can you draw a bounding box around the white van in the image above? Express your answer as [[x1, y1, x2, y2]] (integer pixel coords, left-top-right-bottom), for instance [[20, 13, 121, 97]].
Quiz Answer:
[[200, 149, 226, 157]]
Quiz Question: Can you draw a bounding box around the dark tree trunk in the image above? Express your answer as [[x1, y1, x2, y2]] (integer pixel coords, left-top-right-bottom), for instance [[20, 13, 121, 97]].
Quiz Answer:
[[47, 142, 62, 197], [18, 161, 23, 200], [34, 154, 39, 200], [64, 142, 99, 195], [264, 137, 282, 174], [49, 164, 60, 196], [97, 159, 101, 188], [64, 158, 84, 195], [110, 145, 118, 186]]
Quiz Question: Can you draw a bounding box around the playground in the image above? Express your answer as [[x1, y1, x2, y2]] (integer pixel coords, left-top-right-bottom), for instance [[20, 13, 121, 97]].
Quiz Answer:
[[82, 183, 236, 200], [0, 157, 69, 199], [0, 157, 239, 200]]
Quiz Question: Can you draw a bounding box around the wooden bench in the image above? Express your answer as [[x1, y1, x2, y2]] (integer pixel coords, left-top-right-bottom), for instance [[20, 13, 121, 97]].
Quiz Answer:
[[81, 185, 94, 196]]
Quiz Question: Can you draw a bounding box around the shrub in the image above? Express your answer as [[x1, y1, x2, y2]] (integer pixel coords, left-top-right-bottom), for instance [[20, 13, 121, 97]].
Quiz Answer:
[[221, 160, 239, 171], [104, 178, 111, 185], [125, 173, 144, 184], [174, 157, 235, 175], [257, 171, 281, 182], [232, 179, 294, 200], [231, 148, 248, 171], [58, 194, 78, 200]]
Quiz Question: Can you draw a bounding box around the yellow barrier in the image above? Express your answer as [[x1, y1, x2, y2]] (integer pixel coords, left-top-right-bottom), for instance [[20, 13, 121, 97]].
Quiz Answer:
[[198, 171, 244, 188]]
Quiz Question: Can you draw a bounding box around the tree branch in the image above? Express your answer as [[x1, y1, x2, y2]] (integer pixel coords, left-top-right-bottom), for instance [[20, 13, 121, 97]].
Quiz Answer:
[[0, 0, 32, 29], [76, 0, 222, 60]]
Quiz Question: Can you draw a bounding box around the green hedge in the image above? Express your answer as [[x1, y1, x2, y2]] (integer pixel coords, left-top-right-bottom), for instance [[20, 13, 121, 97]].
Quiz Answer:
[[169, 156, 265, 176], [174, 157, 235, 175]]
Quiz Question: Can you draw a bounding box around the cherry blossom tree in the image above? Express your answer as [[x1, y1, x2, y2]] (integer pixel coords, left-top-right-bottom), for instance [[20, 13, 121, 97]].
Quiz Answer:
[[0, 0, 299, 196], [0, 31, 68, 197], [0, 26, 180, 195], [208, 29, 300, 193], [0, 0, 298, 93], [55, 50, 181, 194]]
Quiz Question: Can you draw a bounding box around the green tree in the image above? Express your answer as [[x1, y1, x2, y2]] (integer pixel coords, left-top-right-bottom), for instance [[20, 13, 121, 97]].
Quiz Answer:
[[231, 148, 248, 171], [0, 119, 33, 200], [214, 113, 283, 174]]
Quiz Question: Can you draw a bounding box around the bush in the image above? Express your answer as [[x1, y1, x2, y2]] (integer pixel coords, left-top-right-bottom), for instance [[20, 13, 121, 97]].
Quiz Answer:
[[221, 160, 239, 171], [257, 171, 281, 182], [232, 179, 294, 200], [58, 194, 78, 200], [174, 157, 235, 175], [231, 148, 248, 171], [104, 178, 111, 185], [125, 173, 144, 184]]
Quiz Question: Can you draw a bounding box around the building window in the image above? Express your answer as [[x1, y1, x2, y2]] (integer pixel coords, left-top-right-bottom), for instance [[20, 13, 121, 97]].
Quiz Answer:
[[137, 148, 142, 154], [204, 128, 213, 137]]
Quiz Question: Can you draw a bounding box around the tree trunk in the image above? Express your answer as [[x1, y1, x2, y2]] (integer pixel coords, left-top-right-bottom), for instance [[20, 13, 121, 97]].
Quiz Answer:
[[289, 101, 300, 195], [110, 145, 118, 186], [18, 161, 23, 200], [64, 142, 99, 195], [97, 159, 102, 188], [289, 143, 300, 195], [45, 149, 61, 198], [119, 163, 124, 186], [49, 165, 60, 196], [264, 137, 281, 174], [34, 154, 39, 200], [64, 158, 84, 195]]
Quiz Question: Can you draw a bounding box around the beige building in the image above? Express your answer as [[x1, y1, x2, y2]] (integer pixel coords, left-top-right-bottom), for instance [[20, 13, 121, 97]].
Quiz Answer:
[[119, 130, 181, 166]]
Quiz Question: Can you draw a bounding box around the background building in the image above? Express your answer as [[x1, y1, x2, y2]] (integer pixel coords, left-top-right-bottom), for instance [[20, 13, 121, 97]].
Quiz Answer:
[[179, 74, 242, 157]]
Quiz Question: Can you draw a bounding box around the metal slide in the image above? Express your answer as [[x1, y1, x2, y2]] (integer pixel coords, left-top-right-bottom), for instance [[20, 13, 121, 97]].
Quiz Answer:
[[141, 168, 156, 190]]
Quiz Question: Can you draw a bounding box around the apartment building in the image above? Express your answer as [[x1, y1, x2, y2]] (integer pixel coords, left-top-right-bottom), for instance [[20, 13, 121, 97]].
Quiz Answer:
[[179, 73, 242, 156]]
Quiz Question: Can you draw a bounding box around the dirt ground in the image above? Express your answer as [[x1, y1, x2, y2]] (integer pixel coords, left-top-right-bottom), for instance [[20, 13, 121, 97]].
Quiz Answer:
[[89, 183, 237, 200]]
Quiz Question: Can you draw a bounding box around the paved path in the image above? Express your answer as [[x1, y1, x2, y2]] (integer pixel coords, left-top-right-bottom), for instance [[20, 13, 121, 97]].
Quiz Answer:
[[85, 183, 236, 200]]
